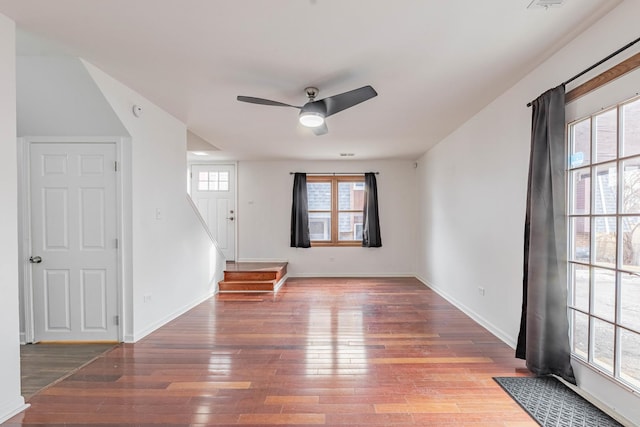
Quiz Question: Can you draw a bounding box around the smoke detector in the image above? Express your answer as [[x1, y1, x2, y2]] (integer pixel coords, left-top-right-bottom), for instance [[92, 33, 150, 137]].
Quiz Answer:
[[527, 0, 565, 9]]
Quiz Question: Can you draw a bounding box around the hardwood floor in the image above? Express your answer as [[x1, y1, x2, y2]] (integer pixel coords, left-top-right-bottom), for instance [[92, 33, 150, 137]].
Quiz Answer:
[[20, 343, 116, 398], [5, 277, 536, 426]]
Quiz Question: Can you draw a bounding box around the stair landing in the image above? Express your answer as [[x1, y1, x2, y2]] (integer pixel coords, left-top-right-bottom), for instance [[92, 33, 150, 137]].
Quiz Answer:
[[218, 262, 287, 293]]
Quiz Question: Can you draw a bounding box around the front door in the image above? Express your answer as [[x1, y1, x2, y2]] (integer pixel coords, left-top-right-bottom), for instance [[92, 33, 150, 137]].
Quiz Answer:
[[190, 164, 236, 261], [29, 142, 119, 341]]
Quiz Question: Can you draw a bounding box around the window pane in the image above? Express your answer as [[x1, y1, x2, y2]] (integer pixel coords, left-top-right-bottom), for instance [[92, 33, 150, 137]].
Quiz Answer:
[[570, 264, 589, 312], [622, 157, 640, 214], [198, 181, 208, 191], [592, 268, 615, 322], [338, 212, 363, 241], [308, 212, 331, 241], [570, 168, 591, 215], [594, 109, 617, 163], [570, 118, 591, 167], [622, 98, 640, 157], [620, 272, 640, 331], [571, 310, 588, 359], [219, 182, 229, 191], [620, 329, 640, 388], [594, 217, 616, 267], [592, 318, 614, 374], [570, 217, 590, 262], [307, 182, 331, 210], [198, 172, 208, 181], [622, 216, 640, 271], [209, 172, 218, 181], [594, 163, 617, 214], [338, 182, 364, 210], [210, 181, 218, 191], [219, 171, 229, 181]]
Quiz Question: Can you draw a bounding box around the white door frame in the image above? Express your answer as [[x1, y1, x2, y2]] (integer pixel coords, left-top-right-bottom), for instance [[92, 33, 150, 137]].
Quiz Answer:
[[18, 136, 126, 343], [188, 161, 238, 262]]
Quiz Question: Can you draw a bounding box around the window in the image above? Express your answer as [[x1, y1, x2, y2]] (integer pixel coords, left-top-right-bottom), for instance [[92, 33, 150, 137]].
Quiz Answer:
[[198, 171, 229, 192], [567, 95, 640, 391], [307, 176, 364, 245]]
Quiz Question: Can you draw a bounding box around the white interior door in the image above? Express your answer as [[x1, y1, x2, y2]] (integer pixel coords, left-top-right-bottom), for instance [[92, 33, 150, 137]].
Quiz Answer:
[[29, 142, 119, 342], [190, 164, 236, 261]]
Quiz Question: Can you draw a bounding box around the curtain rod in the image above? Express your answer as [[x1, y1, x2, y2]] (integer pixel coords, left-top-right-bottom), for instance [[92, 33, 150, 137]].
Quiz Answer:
[[526, 36, 640, 107], [289, 172, 379, 175]]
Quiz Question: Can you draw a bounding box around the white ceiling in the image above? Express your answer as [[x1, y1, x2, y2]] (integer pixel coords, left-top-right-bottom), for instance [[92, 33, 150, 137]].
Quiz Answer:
[[0, 0, 621, 160]]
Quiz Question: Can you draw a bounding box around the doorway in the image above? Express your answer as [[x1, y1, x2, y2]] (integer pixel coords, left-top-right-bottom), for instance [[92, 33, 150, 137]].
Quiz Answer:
[[21, 139, 122, 343], [190, 163, 236, 261]]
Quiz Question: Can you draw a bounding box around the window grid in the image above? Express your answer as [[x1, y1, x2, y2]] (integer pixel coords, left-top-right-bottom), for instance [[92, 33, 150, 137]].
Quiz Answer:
[[567, 95, 640, 392], [198, 171, 229, 192]]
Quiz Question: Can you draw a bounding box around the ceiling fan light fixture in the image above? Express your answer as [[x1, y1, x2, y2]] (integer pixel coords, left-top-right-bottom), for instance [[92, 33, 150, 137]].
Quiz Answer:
[[299, 111, 325, 128]]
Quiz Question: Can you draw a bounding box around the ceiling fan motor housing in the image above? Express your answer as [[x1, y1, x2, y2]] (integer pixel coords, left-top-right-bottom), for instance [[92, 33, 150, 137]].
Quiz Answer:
[[305, 87, 319, 100]]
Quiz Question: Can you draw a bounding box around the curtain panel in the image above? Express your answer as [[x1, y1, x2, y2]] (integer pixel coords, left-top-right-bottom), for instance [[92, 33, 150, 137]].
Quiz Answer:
[[362, 172, 382, 247], [290, 172, 311, 248], [516, 85, 575, 384]]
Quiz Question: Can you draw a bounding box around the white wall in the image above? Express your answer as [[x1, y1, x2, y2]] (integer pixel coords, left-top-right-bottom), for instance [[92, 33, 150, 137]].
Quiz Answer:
[[0, 13, 27, 424], [238, 160, 417, 276], [17, 56, 127, 137], [415, 0, 640, 424], [85, 62, 224, 342]]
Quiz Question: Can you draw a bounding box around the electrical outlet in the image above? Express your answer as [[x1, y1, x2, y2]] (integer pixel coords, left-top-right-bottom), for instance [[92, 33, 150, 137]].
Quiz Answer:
[[143, 294, 152, 303], [478, 287, 485, 296]]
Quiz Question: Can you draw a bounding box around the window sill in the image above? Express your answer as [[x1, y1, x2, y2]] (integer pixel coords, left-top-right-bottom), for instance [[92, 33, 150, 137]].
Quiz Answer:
[[310, 241, 363, 247]]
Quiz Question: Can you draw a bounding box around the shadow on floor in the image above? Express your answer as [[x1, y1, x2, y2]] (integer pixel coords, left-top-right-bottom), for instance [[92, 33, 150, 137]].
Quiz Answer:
[[20, 343, 116, 399]]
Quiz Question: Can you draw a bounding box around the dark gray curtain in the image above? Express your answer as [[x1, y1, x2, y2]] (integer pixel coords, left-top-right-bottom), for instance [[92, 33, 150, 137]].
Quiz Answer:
[[290, 172, 310, 248], [516, 85, 576, 384], [362, 172, 382, 247]]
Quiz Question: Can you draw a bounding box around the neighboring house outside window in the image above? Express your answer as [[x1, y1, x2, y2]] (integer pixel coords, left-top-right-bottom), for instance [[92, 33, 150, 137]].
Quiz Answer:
[[307, 176, 364, 246], [567, 95, 640, 392]]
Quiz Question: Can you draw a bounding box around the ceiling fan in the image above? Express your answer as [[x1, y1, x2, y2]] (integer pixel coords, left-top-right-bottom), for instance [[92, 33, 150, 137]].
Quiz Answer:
[[236, 85, 377, 136]]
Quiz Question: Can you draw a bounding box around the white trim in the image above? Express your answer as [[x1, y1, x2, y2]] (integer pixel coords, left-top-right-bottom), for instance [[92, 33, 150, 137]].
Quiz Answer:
[[274, 274, 288, 291], [129, 291, 215, 342], [236, 258, 289, 263], [18, 136, 127, 343], [0, 398, 28, 424], [557, 365, 636, 426], [414, 275, 517, 349], [17, 137, 34, 343], [290, 272, 415, 278]]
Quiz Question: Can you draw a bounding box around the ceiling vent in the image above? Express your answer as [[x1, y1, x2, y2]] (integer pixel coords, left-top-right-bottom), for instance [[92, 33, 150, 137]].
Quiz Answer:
[[527, 0, 565, 9]]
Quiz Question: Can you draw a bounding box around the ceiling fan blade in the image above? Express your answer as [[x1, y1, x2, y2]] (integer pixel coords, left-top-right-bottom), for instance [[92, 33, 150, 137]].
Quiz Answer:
[[311, 122, 328, 136], [321, 85, 377, 117], [237, 96, 301, 109]]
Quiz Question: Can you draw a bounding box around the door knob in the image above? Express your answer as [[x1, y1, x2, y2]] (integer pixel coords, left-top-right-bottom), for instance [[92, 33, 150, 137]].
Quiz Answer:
[[29, 256, 43, 264]]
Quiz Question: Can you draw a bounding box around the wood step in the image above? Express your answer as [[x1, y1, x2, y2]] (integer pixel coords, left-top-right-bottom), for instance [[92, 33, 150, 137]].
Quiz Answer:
[[218, 262, 288, 293], [218, 280, 277, 292]]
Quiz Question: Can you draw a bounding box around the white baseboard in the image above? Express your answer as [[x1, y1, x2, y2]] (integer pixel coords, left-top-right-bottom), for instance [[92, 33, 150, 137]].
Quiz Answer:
[[415, 275, 517, 349], [19, 332, 26, 345], [235, 258, 289, 263], [0, 397, 28, 424], [130, 292, 215, 342], [289, 272, 415, 278]]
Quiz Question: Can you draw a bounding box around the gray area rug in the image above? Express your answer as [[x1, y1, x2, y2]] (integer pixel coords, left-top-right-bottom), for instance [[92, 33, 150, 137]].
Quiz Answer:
[[494, 376, 623, 427]]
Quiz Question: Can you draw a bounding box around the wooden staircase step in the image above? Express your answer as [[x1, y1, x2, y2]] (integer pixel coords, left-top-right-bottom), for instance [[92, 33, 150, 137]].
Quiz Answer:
[[218, 280, 277, 292], [218, 262, 288, 293], [224, 271, 280, 281]]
